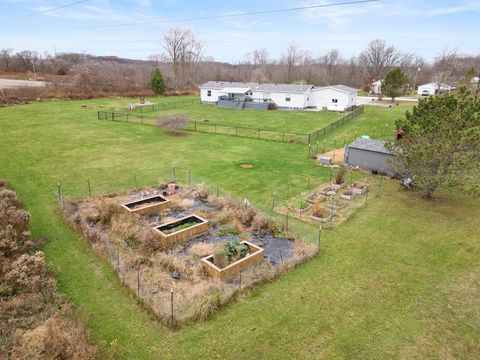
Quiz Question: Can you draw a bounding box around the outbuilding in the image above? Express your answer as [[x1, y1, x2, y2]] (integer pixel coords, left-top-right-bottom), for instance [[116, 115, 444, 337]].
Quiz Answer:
[[417, 82, 455, 96], [344, 137, 396, 176]]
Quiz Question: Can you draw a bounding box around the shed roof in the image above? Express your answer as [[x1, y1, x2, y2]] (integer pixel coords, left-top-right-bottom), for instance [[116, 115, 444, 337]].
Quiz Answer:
[[348, 137, 394, 155]]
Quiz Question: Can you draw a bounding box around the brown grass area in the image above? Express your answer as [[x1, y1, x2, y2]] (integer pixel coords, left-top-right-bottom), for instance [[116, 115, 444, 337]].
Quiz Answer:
[[62, 184, 317, 325], [316, 147, 345, 165]]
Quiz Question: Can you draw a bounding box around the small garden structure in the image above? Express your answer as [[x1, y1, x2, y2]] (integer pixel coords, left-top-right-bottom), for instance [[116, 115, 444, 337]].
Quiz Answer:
[[153, 214, 208, 246], [121, 194, 170, 216], [201, 241, 264, 280], [63, 183, 317, 324]]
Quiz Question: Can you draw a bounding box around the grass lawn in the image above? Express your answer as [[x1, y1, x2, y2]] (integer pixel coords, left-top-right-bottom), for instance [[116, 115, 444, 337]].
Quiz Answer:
[[111, 97, 343, 134], [1, 97, 479, 359]]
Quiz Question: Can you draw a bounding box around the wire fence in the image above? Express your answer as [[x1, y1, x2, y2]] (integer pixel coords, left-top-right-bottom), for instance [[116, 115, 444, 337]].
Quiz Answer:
[[97, 105, 364, 146], [97, 98, 199, 119]]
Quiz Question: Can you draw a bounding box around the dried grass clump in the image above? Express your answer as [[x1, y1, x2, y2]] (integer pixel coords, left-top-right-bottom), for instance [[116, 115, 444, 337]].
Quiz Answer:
[[78, 201, 101, 223], [293, 241, 318, 259], [139, 228, 164, 253], [108, 213, 142, 247], [312, 202, 328, 218], [189, 242, 216, 258], [251, 213, 278, 235], [189, 291, 222, 321], [156, 114, 189, 136], [12, 305, 96, 360], [0, 188, 22, 209], [99, 199, 121, 224], [228, 206, 257, 227], [0, 178, 9, 188], [194, 184, 210, 201], [155, 253, 194, 280]]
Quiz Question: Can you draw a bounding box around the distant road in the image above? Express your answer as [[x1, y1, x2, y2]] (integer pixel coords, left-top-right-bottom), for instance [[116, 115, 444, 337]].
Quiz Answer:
[[0, 78, 48, 89]]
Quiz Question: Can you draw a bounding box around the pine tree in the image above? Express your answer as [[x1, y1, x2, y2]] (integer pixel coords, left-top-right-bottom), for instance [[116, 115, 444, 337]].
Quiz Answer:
[[382, 67, 409, 102], [387, 89, 480, 198], [149, 68, 166, 95]]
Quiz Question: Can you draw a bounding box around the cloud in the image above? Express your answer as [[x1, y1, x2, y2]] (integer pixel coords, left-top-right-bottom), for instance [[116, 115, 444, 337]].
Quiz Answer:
[[427, 0, 480, 15]]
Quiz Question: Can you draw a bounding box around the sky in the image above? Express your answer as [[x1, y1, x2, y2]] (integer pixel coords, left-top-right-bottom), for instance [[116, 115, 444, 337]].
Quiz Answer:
[[0, 0, 479, 63]]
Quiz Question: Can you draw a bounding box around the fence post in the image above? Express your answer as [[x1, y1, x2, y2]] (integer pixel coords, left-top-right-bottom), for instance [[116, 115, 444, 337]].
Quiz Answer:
[[216, 184, 219, 197], [188, 169, 191, 185], [172, 164, 176, 182], [57, 182, 62, 205], [272, 192, 276, 210], [87, 179, 92, 197], [137, 266, 140, 297], [323, 140, 326, 154], [308, 144, 311, 159], [170, 288, 174, 324], [330, 167, 333, 181], [97, 111, 100, 120], [379, 175, 384, 189], [308, 133, 311, 145], [194, 121, 197, 132], [317, 225, 322, 249], [308, 177, 311, 190], [134, 174, 138, 190]]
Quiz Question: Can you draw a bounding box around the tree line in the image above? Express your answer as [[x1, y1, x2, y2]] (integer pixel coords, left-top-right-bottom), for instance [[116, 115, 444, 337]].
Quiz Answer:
[[0, 27, 479, 100]]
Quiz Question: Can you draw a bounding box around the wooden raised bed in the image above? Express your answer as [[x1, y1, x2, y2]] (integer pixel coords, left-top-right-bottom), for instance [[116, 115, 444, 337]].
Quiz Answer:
[[306, 193, 326, 204], [153, 214, 208, 246], [121, 195, 170, 216], [201, 241, 264, 280], [340, 191, 355, 201], [348, 183, 368, 195]]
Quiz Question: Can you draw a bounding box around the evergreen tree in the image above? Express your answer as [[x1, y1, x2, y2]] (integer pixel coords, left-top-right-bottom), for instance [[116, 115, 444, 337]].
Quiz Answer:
[[382, 67, 409, 102], [387, 89, 480, 198], [149, 68, 166, 95]]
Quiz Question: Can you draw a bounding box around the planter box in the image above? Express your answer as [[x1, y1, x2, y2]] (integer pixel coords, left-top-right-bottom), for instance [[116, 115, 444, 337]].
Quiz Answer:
[[306, 193, 326, 204], [327, 200, 348, 210], [288, 203, 312, 213], [340, 192, 355, 201], [310, 214, 332, 223], [201, 241, 264, 280], [348, 184, 368, 195], [330, 182, 346, 190], [153, 215, 208, 246], [121, 195, 170, 216]]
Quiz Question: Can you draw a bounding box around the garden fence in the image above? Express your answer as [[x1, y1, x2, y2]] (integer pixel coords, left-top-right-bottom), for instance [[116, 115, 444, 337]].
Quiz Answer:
[[96, 106, 364, 146], [97, 98, 198, 119]]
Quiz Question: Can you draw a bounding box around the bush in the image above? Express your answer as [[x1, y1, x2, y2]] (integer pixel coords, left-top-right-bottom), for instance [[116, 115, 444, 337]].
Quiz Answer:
[[312, 202, 328, 218], [156, 114, 189, 135], [251, 213, 278, 235], [99, 200, 121, 224]]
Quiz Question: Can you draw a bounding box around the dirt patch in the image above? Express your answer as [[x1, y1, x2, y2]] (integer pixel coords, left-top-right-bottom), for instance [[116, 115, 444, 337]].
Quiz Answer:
[[316, 147, 345, 165], [240, 163, 254, 169]]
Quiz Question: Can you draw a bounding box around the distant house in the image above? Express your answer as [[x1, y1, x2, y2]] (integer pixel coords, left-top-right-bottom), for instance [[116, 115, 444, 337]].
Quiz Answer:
[[370, 79, 383, 94], [199, 81, 357, 111], [344, 137, 396, 176], [417, 82, 455, 96]]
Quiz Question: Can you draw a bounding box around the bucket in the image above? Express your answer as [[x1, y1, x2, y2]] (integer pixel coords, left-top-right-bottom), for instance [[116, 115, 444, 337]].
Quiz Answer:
[[168, 183, 176, 195]]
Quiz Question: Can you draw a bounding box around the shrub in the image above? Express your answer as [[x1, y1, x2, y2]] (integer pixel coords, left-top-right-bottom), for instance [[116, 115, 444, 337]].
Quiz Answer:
[[156, 114, 188, 135], [0, 178, 8, 188], [99, 200, 121, 224], [251, 213, 278, 235], [189, 291, 222, 321], [195, 184, 210, 201], [312, 202, 328, 218], [335, 165, 347, 185]]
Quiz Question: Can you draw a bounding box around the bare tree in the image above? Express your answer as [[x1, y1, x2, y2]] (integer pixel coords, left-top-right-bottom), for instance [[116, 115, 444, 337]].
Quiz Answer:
[[280, 44, 306, 83], [162, 28, 204, 89], [0, 48, 14, 71], [359, 39, 401, 81], [433, 47, 458, 90]]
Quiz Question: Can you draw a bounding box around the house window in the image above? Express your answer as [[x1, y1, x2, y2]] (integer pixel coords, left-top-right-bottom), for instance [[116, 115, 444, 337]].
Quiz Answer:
[[286, 94, 291, 102], [207, 90, 211, 97], [332, 98, 338, 103]]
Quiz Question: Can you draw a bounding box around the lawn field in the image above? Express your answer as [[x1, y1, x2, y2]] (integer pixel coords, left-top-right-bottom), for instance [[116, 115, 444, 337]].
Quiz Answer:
[[113, 99, 344, 134], [1, 97, 479, 359]]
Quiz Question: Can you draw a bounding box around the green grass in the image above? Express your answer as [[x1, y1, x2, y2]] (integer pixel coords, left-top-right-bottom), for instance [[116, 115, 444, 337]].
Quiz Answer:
[[1, 97, 479, 359], [114, 99, 343, 134]]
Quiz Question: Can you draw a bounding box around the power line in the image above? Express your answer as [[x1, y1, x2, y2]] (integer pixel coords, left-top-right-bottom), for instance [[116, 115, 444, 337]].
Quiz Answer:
[[73, 0, 379, 29], [8, 0, 90, 20]]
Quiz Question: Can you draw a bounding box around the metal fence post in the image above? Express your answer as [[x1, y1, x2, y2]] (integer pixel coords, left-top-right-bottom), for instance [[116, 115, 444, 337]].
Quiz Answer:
[[87, 179, 92, 197], [272, 192, 276, 210]]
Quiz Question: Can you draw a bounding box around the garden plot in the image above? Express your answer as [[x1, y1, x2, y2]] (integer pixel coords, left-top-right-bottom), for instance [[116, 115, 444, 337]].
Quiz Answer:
[[275, 170, 376, 228], [63, 184, 317, 325]]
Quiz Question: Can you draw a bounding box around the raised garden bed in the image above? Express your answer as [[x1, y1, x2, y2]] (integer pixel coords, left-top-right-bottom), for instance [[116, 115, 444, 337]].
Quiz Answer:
[[327, 199, 348, 210], [201, 241, 264, 280], [306, 193, 326, 204], [340, 190, 355, 201], [348, 183, 368, 195], [310, 213, 332, 223], [288, 199, 312, 213], [330, 182, 346, 190], [121, 195, 170, 216], [153, 214, 208, 246]]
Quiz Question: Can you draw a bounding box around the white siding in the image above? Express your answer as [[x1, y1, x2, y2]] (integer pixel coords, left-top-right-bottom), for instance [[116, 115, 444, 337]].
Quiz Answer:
[[200, 88, 223, 103], [309, 88, 354, 111]]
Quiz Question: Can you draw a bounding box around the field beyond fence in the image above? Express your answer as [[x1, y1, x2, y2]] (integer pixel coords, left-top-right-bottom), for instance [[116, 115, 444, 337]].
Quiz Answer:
[[97, 103, 365, 145]]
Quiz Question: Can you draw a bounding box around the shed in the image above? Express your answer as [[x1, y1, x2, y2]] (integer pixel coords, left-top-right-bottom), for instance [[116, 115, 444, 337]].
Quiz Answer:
[[344, 137, 396, 176]]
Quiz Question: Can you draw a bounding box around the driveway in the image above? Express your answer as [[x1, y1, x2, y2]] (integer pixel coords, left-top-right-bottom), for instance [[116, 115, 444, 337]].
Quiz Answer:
[[0, 78, 48, 89]]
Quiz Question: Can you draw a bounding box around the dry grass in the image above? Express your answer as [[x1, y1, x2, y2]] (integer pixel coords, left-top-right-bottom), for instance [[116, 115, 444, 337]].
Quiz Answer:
[[189, 242, 217, 258]]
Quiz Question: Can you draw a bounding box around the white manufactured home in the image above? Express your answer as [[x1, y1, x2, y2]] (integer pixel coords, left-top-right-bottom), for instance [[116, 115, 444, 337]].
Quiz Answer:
[[199, 81, 357, 111]]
